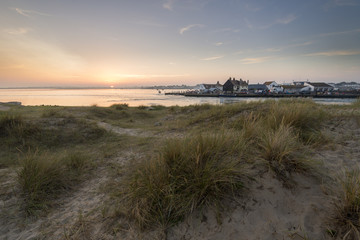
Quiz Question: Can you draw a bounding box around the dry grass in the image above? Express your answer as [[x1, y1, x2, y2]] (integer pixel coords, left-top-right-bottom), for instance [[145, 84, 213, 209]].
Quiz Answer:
[[332, 169, 360, 239], [265, 100, 326, 143], [118, 132, 248, 229], [258, 124, 309, 186], [17, 151, 92, 215]]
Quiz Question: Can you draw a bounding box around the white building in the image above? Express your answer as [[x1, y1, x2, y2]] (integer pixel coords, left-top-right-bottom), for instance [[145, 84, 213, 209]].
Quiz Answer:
[[264, 81, 283, 93]]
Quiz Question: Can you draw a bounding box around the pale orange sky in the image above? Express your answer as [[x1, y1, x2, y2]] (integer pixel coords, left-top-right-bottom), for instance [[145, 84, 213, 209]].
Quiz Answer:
[[1, 0, 360, 87]]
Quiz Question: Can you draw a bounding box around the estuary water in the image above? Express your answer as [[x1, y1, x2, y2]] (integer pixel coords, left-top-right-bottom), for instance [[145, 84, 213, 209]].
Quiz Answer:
[[0, 88, 355, 107]]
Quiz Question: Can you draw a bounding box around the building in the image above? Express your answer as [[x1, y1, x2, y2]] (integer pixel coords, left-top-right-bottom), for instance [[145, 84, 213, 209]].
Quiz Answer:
[[264, 81, 283, 93], [196, 81, 223, 92], [307, 82, 334, 92], [248, 84, 268, 94], [281, 85, 307, 94], [223, 77, 248, 93]]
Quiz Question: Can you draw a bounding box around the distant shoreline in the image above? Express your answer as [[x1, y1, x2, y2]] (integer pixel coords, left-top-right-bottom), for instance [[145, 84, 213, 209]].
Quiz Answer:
[[0, 86, 195, 90]]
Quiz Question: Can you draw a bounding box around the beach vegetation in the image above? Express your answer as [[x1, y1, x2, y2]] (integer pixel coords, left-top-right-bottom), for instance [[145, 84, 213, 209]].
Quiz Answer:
[[17, 151, 92, 215], [118, 132, 248, 229], [332, 169, 360, 239], [258, 124, 309, 186], [264, 100, 326, 143]]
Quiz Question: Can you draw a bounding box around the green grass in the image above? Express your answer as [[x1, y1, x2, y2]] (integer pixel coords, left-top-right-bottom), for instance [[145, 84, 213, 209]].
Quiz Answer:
[[265, 100, 326, 143], [258, 124, 309, 186], [119, 132, 248, 229], [17, 151, 92, 215], [332, 170, 360, 239]]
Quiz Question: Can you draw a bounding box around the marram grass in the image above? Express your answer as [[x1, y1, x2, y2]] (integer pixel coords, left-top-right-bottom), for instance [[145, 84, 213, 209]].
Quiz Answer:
[[258, 124, 310, 186], [332, 169, 360, 239], [120, 132, 248, 229], [17, 151, 91, 215]]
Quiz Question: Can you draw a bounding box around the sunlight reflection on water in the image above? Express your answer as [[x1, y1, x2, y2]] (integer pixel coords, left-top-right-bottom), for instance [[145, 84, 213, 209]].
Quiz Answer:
[[0, 88, 355, 107]]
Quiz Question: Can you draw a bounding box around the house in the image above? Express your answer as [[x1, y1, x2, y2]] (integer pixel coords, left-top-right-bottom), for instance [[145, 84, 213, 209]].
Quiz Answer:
[[223, 77, 248, 93], [264, 81, 283, 93], [248, 84, 268, 94], [281, 85, 307, 94], [196, 81, 223, 92], [307, 82, 334, 93]]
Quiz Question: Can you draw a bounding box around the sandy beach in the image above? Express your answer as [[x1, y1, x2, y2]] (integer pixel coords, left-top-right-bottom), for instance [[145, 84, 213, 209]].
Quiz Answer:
[[0, 100, 360, 240]]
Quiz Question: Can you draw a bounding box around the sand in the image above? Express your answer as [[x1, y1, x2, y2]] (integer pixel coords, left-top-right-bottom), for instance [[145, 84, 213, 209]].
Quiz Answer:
[[1, 109, 359, 239]]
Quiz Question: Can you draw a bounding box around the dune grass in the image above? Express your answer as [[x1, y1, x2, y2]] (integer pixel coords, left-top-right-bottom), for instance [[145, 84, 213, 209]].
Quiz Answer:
[[258, 124, 309, 186], [119, 132, 248, 229], [332, 170, 360, 239], [265, 100, 326, 143], [17, 151, 92, 215]]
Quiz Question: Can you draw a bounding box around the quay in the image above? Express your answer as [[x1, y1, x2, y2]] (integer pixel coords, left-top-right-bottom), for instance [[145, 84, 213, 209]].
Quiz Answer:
[[165, 92, 360, 99]]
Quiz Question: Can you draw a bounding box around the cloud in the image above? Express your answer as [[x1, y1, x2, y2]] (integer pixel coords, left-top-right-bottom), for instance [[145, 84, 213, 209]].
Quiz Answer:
[[240, 56, 272, 64], [275, 14, 297, 25], [265, 41, 312, 52], [117, 74, 187, 78], [201, 55, 224, 61], [179, 24, 203, 35], [212, 28, 240, 33], [333, 0, 360, 6], [214, 42, 223, 46], [318, 28, 360, 37], [3, 28, 31, 35], [245, 14, 296, 30], [304, 50, 360, 57], [133, 20, 166, 27], [12, 8, 50, 17], [163, 0, 176, 10]]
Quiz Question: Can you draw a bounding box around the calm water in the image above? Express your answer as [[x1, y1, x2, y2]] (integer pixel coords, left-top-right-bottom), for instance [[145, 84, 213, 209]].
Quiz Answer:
[[0, 88, 355, 107]]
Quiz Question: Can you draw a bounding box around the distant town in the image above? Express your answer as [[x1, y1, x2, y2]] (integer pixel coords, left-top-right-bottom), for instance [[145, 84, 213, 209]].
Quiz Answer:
[[191, 78, 360, 94], [160, 78, 360, 98]]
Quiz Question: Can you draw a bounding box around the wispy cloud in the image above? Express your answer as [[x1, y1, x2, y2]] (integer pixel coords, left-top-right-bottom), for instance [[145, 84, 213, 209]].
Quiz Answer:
[[245, 14, 297, 30], [265, 41, 312, 52], [332, 0, 360, 6], [318, 28, 360, 37], [179, 24, 203, 35], [214, 42, 223, 46], [275, 14, 297, 25], [163, 0, 176, 11], [304, 50, 360, 57], [324, 0, 360, 10], [201, 55, 224, 61], [117, 74, 187, 78], [12, 7, 50, 17], [3, 28, 32, 35], [133, 20, 166, 27], [240, 56, 272, 64], [245, 4, 262, 12], [212, 28, 240, 33]]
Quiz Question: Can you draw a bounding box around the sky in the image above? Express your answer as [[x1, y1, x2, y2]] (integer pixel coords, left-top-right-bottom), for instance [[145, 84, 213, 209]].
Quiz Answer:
[[0, 0, 360, 87]]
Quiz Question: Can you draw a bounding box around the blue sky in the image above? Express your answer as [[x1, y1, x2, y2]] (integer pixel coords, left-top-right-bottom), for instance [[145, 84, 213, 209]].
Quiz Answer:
[[0, 0, 359, 87]]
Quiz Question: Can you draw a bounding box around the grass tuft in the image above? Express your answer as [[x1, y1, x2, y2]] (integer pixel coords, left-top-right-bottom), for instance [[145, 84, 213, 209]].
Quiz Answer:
[[17, 152, 70, 214], [17, 151, 92, 215], [259, 124, 308, 186], [120, 132, 247, 228], [333, 169, 360, 239], [265, 100, 326, 143]]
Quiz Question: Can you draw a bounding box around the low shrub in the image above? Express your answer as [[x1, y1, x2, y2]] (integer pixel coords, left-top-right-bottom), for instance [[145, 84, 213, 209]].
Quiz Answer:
[[111, 103, 129, 110], [120, 132, 247, 228]]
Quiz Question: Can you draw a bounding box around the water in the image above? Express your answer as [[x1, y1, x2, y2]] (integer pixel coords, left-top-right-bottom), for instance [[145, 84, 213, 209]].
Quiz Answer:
[[0, 88, 356, 107]]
